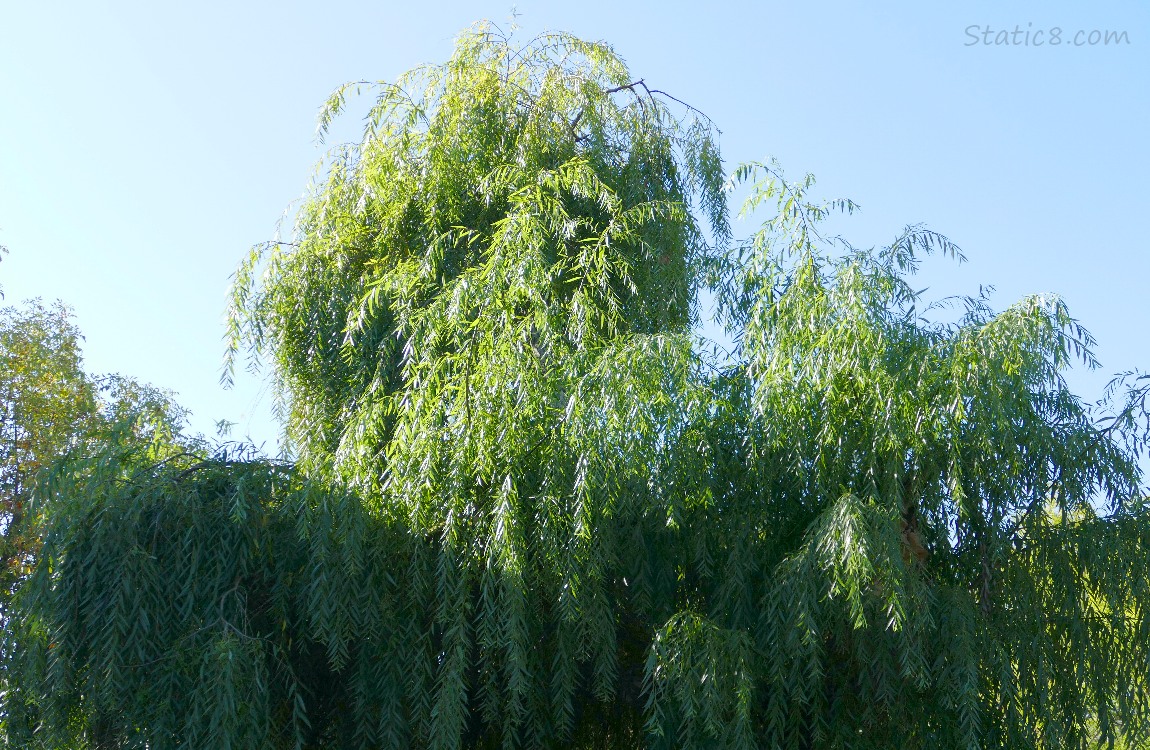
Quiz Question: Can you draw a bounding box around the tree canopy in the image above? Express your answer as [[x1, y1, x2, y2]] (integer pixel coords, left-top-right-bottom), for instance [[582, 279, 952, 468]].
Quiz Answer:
[[5, 22, 1149, 750]]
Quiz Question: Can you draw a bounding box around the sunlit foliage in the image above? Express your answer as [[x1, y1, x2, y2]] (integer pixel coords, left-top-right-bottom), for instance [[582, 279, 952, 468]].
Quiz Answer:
[[5, 23, 1149, 750]]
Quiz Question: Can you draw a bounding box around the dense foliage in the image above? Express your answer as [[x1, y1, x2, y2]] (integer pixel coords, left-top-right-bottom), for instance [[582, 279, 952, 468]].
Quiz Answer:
[[5, 23, 1149, 750]]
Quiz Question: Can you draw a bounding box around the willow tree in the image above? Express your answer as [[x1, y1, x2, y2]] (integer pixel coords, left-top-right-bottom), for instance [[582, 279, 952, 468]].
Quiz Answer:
[[6, 22, 1150, 750]]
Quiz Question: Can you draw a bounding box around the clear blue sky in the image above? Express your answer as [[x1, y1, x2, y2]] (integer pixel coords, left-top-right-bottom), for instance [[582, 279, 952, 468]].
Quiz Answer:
[[2, 0, 1147, 454]]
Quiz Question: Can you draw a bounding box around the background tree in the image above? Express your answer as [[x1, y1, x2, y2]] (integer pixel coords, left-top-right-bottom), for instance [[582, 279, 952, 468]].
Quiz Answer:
[[5, 23, 1149, 750], [0, 300, 194, 590], [0, 297, 195, 745], [0, 299, 97, 593]]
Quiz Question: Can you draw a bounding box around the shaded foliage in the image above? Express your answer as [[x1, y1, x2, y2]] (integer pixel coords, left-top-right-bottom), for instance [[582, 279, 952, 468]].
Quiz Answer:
[[6, 22, 1150, 750]]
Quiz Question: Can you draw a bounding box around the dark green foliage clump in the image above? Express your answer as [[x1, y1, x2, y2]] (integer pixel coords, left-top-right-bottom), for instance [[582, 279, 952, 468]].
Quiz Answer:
[[5, 22, 1150, 750]]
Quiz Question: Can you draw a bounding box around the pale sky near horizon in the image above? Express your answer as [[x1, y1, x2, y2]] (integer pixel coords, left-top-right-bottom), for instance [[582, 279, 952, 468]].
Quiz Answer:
[[1, 0, 1147, 456]]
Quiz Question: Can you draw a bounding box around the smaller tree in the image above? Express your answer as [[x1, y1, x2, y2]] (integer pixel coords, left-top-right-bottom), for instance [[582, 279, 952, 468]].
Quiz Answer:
[[0, 299, 96, 591], [0, 299, 195, 600], [0, 297, 197, 748]]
